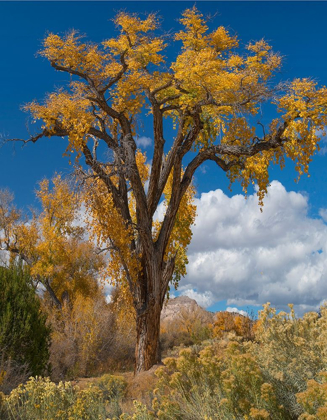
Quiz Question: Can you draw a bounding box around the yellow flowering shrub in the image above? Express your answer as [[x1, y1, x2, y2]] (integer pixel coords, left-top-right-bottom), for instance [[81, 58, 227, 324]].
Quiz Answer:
[[95, 374, 127, 402], [3, 304, 327, 419], [4, 376, 75, 419], [153, 341, 287, 419], [150, 303, 327, 419], [3, 375, 127, 419], [297, 372, 327, 419], [119, 400, 155, 420], [251, 303, 327, 418]]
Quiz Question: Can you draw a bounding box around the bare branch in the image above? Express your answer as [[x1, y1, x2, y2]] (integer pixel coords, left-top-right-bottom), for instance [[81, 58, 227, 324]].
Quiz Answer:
[[50, 60, 89, 81], [6, 128, 61, 146]]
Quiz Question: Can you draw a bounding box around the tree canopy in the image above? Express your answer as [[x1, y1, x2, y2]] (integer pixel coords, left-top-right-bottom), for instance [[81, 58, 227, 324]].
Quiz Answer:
[[9, 7, 327, 372]]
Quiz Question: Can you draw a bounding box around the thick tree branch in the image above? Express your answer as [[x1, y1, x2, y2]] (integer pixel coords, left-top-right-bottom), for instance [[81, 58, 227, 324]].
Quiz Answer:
[[161, 104, 181, 113], [148, 116, 186, 215], [43, 278, 62, 309], [161, 255, 176, 305], [180, 120, 289, 197], [82, 143, 131, 220], [88, 126, 117, 150], [50, 61, 89, 81], [120, 132, 154, 258], [100, 51, 128, 94], [147, 101, 165, 217], [158, 95, 181, 106], [150, 80, 173, 96]]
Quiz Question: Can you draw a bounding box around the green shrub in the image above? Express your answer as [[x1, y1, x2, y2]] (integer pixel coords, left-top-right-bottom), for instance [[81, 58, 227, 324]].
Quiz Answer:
[[0, 263, 50, 381], [95, 374, 127, 401], [95, 374, 127, 418]]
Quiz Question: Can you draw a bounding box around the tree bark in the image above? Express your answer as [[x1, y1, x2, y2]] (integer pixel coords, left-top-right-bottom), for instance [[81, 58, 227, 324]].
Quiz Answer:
[[135, 297, 162, 373], [44, 278, 62, 309]]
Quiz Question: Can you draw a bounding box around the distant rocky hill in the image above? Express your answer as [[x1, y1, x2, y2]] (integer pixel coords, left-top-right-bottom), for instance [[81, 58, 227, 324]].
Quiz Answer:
[[161, 295, 215, 324], [161, 295, 250, 323], [160, 296, 254, 349]]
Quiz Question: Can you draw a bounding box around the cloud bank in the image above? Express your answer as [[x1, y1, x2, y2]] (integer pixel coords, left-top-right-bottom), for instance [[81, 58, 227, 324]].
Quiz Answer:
[[180, 181, 327, 315]]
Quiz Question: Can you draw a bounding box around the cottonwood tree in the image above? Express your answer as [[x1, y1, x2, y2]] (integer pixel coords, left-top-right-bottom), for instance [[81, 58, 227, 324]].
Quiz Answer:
[[0, 175, 104, 308], [9, 8, 327, 372]]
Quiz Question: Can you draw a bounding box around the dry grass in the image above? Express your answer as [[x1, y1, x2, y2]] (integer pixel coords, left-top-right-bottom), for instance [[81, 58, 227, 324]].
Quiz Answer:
[[0, 351, 31, 394]]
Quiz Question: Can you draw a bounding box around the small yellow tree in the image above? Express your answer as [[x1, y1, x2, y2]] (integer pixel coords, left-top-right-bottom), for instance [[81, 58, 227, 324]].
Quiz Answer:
[[212, 311, 255, 340], [11, 8, 327, 371], [0, 175, 104, 308]]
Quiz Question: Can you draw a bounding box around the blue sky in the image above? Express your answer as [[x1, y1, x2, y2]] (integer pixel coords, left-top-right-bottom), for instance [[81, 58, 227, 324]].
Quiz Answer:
[[1, 2, 327, 315]]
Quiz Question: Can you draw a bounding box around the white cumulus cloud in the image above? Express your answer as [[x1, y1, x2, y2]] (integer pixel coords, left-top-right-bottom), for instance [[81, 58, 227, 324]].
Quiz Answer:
[[316, 128, 327, 155], [136, 136, 152, 148], [226, 307, 248, 317], [179, 288, 215, 308], [183, 181, 327, 315]]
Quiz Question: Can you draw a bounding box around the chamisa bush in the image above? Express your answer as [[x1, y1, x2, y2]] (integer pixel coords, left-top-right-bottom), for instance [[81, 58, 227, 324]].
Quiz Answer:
[[153, 341, 288, 420], [249, 303, 327, 419], [152, 303, 327, 419], [0, 374, 127, 419]]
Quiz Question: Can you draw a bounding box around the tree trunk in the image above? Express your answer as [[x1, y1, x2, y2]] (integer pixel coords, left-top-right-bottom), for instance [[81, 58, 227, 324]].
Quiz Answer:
[[135, 298, 162, 373], [44, 278, 62, 309]]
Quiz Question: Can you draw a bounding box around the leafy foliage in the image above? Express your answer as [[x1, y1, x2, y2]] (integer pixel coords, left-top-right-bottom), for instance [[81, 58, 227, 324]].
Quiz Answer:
[[0, 264, 50, 378], [0, 176, 104, 307], [45, 292, 116, 381], [11, 6, 327, 370], [212, 311, 255, 341]]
